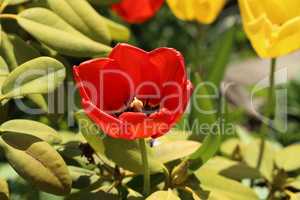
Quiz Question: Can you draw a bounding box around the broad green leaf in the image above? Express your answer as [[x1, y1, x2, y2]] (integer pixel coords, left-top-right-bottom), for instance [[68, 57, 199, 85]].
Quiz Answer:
[[288, 192, 300, 200], [102, 17, 130, 41], [65, 181, 119, 200], [240, 139, 276, 181], [146, 190, 180, 200], [153, 140, 201, 163], [275, 144, 300, 172], [0, 119, 61, 144], [0, 32, 18, 71], [75, 110, 164, 174], [17, 8, 112, 57], [68, 166, 99, 189], [188, 73, 221, 170], [285, 179, 300, 190], [195, 168, 258, 200], [46, 0, 111, 44], [0, 0, 29, 5], [127, 188, 143, 200], [0, 57, 65, 100], [0, 34, 48, 110], [8, 34, 40, 68], [207, 25, 235, 86], [235, 126, 254, 144], [200, 156, 261, 180], [0, 57, 8, 94], [220, 138, 240, 157], [0, 178, 9, 200], [0, 134, 71, 195]]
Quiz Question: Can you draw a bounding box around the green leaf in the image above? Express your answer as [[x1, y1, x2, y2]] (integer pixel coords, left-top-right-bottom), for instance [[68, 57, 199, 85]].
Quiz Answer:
[[0, 33, 48, 110], [195, 168, 258, 200], [285, 179, 300, 190], [46, 0, 111, 44], [7, 34, 40, 68], [240, 139, 276, 181], [127, 188, 143, 200], [0, 32, 18, 71], [275, 144, 300, 172], [188, 73, 221, 170], [153, 140, 201, 164], [220, 138, 240, 157], [75, 110, 164, 174], [0, 0, 29, 5], [0, 178, 9, 200], [65, 181, 119, 200], [1, 57, 65, 100], [0, 134, 71, 195], [17, 8, 112, 57], [200, 156, 261, 180], [0, 57, 8, 94], [0, 119, 61, 144], [69, 166, 99, 189], [207, 25, 235, 86], [102, 17, 130, 41], [146, 190, 180, 200]]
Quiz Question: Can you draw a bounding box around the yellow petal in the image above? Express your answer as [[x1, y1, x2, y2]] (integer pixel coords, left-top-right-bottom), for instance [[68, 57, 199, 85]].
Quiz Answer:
[[239, 0, 300, 58], [166, 0, 226, 24]]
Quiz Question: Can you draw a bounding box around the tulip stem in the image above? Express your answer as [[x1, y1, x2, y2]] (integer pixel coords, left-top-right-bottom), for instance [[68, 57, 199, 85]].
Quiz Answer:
[[256, 58, 277, 170], [139, 138, 150, 196]]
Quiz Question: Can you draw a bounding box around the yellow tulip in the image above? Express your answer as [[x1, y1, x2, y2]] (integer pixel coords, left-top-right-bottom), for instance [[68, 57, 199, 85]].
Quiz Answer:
[[239, 0, 300, 58], [166, 0, 226, 24]]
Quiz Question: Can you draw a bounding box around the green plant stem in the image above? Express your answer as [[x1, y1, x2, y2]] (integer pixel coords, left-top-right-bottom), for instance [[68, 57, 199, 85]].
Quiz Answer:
[[256, 58, 277, 170], [139, 139, 150, 196]]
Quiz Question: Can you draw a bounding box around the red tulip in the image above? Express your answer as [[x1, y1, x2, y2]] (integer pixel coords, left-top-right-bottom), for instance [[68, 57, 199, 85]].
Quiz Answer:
[[73, 43, 193, 140], [112, 0, 164, 24]]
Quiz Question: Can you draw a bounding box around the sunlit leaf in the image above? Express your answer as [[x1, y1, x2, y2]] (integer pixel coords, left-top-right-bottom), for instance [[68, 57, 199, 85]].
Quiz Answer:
[[153, 140, 201, 163], [0, 134, 71, 195], [0, 119, 61, 144], [46, 0, 111, 44], [0, 178, 9, 200], [275, 144, 300, 172], [240, 139, 276, 181], [0, 57, 65, 100], [146, 190, 180, 200], [220, 138, 240, 157], [17, 8, 112, 57], [200, 156, 261, 180], [75, 110, 164, 174], [195, 168, 258, 200]]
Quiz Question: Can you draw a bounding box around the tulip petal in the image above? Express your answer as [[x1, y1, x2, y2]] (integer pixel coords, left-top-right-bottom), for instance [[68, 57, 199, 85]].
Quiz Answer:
[[81, 99, 127, 139], [74, 58, 133, 113], [112, 0, 164, 24], [109, 43, 162, 105]]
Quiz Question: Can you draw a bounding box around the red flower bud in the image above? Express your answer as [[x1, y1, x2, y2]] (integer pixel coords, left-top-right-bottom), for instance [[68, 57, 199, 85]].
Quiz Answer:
[[112, 0, 164, 24], [73, 43, 193, 140]]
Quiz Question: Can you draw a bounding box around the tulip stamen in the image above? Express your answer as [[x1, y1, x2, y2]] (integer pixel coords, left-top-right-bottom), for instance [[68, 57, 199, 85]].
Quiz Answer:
[[130, 97, 144, 112]]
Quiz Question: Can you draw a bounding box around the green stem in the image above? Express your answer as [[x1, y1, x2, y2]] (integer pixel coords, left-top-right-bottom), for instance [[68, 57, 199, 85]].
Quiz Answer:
[[139, 139, 150, 196], [256, 58, 277, 170]]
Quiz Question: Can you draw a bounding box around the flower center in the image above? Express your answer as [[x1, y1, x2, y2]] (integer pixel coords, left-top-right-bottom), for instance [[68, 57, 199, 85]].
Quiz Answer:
[[114, 97, 160, 117]]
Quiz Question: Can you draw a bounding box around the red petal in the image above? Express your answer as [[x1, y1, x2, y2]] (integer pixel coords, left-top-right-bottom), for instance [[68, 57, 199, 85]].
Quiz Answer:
[[112, 0, 164, 24], [109, 43, 162, 105], [149, 47, 186, 86], [81, 99, 128, 139], [74, 58, 133, 113]]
